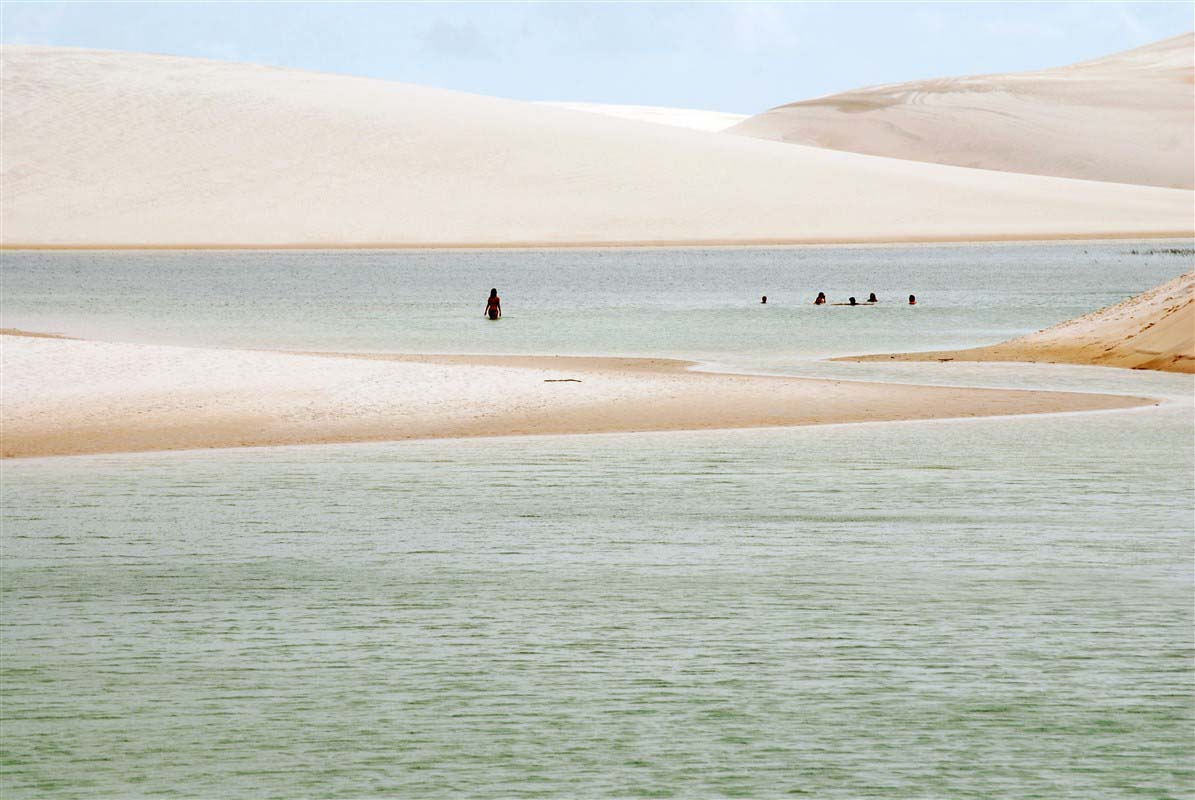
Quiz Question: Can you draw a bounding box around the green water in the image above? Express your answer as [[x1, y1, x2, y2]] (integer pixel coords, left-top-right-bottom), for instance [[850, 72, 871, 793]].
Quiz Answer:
[[2, 242, 1189, 365], [2, 243, 1193, 798]]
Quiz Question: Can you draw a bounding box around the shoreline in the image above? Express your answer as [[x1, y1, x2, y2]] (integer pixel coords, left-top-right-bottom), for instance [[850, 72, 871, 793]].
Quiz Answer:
[[838, 272, 1195, 375], [840, 346, 1195, 374], [3, 232, 1193, 252], [2, 333, 1156, 460]]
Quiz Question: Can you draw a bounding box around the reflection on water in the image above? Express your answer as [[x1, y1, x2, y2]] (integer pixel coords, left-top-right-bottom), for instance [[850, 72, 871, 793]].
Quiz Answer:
[[1, 244, 1193, 798]]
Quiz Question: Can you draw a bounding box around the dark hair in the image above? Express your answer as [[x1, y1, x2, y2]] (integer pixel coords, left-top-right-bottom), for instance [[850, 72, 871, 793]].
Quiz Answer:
[[816, 292, 825, 298], [489, 288, 498, 298], [909, 294, 916, 302], [868, 293, 877, 301], [849, 296, 856, 304]]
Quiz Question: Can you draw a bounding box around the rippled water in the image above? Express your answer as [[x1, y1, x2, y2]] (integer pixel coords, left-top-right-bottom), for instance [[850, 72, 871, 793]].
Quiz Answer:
[[2, 244, 1193, 798]]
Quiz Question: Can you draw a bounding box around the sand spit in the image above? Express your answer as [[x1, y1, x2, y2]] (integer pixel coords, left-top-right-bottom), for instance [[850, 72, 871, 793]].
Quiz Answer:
[[0, 334, 1152, 459], [0, 328, 75, 339], [730, 34, 1195, 189], [845, 273, 1195, 374], [2, 46, 1191, 248]]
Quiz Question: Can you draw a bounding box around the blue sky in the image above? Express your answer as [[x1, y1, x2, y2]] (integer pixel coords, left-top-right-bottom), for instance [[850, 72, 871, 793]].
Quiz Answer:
[[2, 2, 1191, 114]]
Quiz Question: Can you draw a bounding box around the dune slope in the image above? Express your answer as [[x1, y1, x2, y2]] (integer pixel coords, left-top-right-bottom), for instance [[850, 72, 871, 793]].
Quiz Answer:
[[1, 46, 1191, 248], [730, 34, 1195, 189], [846, 272, 1195, 373]]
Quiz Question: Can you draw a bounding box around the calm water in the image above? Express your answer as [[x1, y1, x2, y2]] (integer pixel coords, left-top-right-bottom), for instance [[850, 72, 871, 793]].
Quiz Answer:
[[2, 243, 1193, 798], [2, 241, 1191, 367]]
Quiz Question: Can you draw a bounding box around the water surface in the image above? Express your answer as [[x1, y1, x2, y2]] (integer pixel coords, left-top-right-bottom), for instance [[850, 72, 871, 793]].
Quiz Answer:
[[3, 242, 1190, 370], [2, 243, 1192, 798], [3, 407, 1192, 798]]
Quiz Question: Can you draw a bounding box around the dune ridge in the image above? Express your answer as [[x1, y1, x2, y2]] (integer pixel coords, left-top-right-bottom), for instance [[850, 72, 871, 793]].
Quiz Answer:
[[730, 34, 1195, 189], [845, 272, 1195, 373], [2, 45, 1191, 248], [537, 102, 747, 131]]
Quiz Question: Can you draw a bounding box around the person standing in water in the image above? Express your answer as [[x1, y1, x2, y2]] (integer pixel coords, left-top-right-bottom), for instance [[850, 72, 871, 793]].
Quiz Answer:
[[761, 295, 768, 304], [867, 293, 878, 303], [814, 292, 826, 305], [908, 294, 917, 305], [485, 288, 502, 320]]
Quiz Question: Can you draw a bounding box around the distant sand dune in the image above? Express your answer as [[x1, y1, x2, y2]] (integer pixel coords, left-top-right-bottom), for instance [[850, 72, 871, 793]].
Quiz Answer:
[[537, 102, 747, 132], [730, 34, 1195, 189], [2, 46, 1191, 248], [845, 272, 1195, 373]]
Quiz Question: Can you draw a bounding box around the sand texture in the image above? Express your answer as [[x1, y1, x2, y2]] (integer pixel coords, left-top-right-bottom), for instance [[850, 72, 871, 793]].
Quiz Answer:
[[2, 45, 1191, 248], [846, 273, 1195, 373], [0, 334, 1151, 459], [730, 34, 1195, 189], [538, 102, 747, 131]]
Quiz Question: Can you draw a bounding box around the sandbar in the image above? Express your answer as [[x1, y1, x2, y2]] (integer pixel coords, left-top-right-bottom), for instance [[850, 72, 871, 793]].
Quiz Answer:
[[1, 332, 1154, 459]]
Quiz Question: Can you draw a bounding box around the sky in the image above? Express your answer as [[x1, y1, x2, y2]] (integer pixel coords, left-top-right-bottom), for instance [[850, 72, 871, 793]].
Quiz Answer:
[[2, 2, 1191, 114]]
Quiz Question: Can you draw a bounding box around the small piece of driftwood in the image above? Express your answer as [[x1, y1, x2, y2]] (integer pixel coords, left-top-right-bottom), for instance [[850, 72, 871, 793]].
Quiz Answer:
[[544, 378, 583, 382]]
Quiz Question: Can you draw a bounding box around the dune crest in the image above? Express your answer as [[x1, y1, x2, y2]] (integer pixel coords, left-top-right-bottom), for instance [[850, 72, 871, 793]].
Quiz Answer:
[[537, 102, 747, 132], [846, 272, 1195, 373], [730, 34, 1195, 189], [2, 45, 1191, 248]]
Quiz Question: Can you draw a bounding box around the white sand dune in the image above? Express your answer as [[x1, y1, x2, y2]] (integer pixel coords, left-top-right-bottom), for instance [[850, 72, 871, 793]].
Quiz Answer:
[[538, 102, 747, 132], [1, 46, 1191, 248], [730, 34, 1195, 189], [0, 333, 1150, 458], [846, 272, 1195, 373]]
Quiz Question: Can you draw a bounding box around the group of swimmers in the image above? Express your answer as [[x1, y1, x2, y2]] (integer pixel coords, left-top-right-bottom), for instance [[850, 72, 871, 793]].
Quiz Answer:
[[763, 292, 916, 306], [486, 287, 917, 319]]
